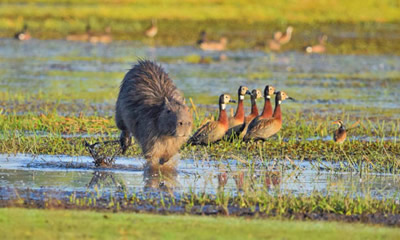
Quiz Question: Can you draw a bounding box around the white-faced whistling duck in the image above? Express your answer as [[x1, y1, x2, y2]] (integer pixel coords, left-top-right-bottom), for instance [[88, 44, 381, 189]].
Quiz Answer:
[[333, 120, 346, 143], [305, 35, 327, 54], [225, 86, 251, 138], [89, 26, 112, 44], [14, 24, 31, 41], [244, 91, 294, 141], [238, 89, 262, 139], [197, 31, 228, 51], [268, 26, 293, 51], [188, 94, 236, 145], [246, 85, 276, 132], [278, 26, 294, 45], [145, 19, 158, 38], [66, 24, 91, 42]]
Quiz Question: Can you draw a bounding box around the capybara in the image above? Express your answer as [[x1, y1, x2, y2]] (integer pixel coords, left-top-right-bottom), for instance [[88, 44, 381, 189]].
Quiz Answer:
[[116, 60, 193, 170]]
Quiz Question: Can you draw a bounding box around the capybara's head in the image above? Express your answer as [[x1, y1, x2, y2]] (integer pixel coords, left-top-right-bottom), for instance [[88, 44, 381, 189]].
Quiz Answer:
[[158, 98, 193, 137]]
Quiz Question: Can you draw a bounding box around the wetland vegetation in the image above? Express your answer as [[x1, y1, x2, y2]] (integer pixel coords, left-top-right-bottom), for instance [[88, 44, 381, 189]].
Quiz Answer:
[[0, 0, 400, 238]]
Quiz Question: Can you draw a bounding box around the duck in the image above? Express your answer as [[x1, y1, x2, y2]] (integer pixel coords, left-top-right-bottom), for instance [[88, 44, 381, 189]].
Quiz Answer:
[[268, 26, 293, 51], [305, 35, 328, 54], [89, 26, 112, 44], [277, 26, 294, 45], [66, 24, 91, 42], [244, 91, 294, 141], [333, 120, 346, 143], [246, 85, 276, 132], [238, 89, 262, 139], [225, 86, 251, 139], [197, 31, 228, 51], [145, 19, 158, 38], [188, 94, 236, 145], [14, 24, 31, 41]]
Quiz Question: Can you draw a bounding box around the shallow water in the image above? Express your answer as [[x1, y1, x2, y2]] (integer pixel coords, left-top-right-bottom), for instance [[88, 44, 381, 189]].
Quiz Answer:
[[1, 39, 399, 206], [1, 39, 400, 119], [1, 154, 399, 201]]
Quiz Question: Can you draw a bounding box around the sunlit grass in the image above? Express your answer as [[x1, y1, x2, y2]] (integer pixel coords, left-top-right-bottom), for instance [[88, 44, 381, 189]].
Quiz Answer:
[[2, 208, 400, 239]]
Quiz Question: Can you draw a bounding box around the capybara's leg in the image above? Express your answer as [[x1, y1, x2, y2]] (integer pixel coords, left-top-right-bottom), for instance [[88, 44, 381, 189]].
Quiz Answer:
[[119, 130, 132, 154]]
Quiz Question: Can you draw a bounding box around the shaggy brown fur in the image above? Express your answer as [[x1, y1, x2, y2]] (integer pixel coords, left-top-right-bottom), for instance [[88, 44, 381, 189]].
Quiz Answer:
[[115, 60, 193, 170]]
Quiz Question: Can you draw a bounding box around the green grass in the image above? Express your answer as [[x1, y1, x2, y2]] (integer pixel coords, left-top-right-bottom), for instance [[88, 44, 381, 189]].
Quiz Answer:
[[0, 208, 399, 240], [1, 0, 400, 24], [1, 0, 400, 54]]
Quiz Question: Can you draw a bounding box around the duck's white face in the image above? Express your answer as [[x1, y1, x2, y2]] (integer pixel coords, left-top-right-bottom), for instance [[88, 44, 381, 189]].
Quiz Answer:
[[219, 94, 236, 109], [223, 94, 232, 104], [264, 85, 276, 98], [252, 89, 262, 99], [238, 86, 251, 100], [268, 86, 275, 96], [277, 91, 295, 104]]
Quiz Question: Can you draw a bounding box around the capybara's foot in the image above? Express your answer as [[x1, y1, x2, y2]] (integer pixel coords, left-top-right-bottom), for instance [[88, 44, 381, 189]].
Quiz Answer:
[[119, 131, 132, 154]]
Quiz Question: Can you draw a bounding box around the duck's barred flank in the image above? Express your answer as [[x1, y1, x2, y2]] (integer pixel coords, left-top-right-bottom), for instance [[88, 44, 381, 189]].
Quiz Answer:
[[116, 60, 193, 170]]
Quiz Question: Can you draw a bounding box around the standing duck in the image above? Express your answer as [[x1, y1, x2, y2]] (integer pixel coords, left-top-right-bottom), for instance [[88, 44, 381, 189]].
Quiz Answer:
[[188, 94, 236, 145], [333, 120, 346, 143], [225, 86, 251, 139], [268, 26, 293, 51], [246, 85, 276, 132], [145, 19, 158, 38], [14, 24, 31, 41], [238, 89, 262, 139], [277, 26, 294, 45], [244, 91, 294, 141], [305, 35, 328, 54]]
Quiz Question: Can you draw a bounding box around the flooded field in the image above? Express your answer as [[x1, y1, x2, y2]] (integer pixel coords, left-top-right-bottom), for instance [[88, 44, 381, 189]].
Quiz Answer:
[[0, 37, 399, 225], [1, 39, 399, 119]]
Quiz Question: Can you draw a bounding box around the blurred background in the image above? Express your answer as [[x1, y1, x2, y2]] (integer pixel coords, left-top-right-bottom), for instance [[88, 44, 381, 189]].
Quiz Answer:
[[0, 0, 399, 119]]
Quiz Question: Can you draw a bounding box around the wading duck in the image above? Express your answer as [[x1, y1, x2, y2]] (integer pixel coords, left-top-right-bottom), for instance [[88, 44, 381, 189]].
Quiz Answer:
[[305, 35, 327, 54], [197, 31, 228, 51], [66, 24, 91, 42], [89, 27, 112, 44], [145, 19, 158, 38], [14, 24, 31, 41]]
